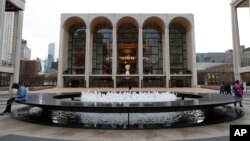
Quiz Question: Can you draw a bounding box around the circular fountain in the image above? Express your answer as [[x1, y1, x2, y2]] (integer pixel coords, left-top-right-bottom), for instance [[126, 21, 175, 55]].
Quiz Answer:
[[12, 91, 243, 129]]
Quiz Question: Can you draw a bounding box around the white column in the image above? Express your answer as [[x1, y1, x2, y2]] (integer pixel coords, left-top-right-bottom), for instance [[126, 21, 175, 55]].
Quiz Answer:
[[85, 27, 90, 88], [162, 32, 166, 87], [162, 32, 166, 74], [10, 11, 24, 84], [231, 5, 241, 81], [112, 27, 117, 88], [0, 0, 6, 61], [57, 22, 65, 87], [89, 31, 93, 74], [164, 28, 170, 87], [138, 26, 143, 88], [190, 26, 197, 87]]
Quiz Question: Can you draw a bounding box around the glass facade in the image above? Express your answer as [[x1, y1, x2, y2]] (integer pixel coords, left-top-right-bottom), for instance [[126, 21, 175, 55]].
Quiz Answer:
[[64, 76, 85, 87], [197, 64, 234, 85], [241, 51, 250, 67], [0, 73, 11, 87], [92, 23, 112, 74], [143, 23, 163, 74], [117, 23, 138, 74], [169, 23, 188, 75], [59, 14, 196, 88], [67, 23, 86, 75]]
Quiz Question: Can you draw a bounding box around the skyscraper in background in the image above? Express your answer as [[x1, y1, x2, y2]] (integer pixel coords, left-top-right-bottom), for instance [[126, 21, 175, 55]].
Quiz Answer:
[[47, 43, 55, 72], [20, 39, 31, 61]]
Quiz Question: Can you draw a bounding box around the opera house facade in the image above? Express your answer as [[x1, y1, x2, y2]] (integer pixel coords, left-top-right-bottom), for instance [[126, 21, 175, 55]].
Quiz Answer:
[[57, 14, 197, 88]]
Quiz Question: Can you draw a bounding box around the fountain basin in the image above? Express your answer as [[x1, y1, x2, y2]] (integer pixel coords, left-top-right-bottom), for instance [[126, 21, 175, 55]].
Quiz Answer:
[[12, 92, 243, 129]]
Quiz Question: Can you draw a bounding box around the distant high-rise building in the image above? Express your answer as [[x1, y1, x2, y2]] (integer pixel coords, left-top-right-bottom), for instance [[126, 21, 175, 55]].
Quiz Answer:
[[47, 43, 55, 72], [36, 58, 46, 74], [44, 59, 47, 73], [20, 39, 31, 60], [36, 58, 44, 74]]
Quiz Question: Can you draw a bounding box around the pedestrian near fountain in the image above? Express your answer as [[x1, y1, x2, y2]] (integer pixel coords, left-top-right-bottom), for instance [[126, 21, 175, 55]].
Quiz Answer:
[[233, 80, 244, 107], [0, 83, 28, 115], [219, 83, 225, 94], [224, 82, 232, 95]]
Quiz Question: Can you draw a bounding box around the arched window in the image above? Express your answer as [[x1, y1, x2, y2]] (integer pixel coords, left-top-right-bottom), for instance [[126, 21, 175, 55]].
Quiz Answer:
[[117, 23, 138, 74], [92, 23, 112, 74], [143, 23, 163, 74], [169, 23, 187, 74], [67, 23, 86, 74]]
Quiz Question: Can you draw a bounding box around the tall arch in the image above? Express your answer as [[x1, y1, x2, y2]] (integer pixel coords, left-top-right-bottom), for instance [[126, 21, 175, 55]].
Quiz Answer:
[[63, 16, 85, 31], [62, 17, 86, 87], [143, 17, 164, 74], [91, 17, 113, 75], [116, 17, 139, 74], [169, 17, 193, 87]]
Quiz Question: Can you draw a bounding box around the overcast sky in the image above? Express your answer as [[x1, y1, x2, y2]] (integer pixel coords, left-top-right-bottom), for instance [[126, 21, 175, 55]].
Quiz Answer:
[[22, 0, 250, 60]]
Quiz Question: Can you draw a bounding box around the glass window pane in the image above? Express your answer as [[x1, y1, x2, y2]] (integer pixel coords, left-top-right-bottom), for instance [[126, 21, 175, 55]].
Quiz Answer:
[[92, 22, 112, 74], [67, 23, 86, 74], [117, 23, 138, 74], [143, 23, 163, 74], [169, 23, 187, 74]]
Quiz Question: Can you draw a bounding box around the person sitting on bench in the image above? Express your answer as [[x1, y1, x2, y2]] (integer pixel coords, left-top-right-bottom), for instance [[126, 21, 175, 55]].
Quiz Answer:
[[0, 83, 28, 115]]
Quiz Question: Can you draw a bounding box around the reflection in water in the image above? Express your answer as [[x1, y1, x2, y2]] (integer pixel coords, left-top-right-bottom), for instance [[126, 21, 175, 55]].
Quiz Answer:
[[12, 106, 243, 129], [48, 110, 206, 128], [29, 107, 42, 116]]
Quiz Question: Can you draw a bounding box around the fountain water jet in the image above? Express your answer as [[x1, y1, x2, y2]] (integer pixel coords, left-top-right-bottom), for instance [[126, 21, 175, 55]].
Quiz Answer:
[[80, 91, 177, 103]]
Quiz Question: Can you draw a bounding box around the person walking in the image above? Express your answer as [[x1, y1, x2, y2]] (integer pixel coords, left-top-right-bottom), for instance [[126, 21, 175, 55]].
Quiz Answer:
[[219, 83, 225, 94], [0, 83, 28, 115], [233, 80, 244, 107], [225, 82, 232, 95]]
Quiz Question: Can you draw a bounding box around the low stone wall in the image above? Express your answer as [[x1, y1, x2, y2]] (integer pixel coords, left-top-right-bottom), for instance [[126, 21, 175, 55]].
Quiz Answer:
[[0, 87, 8, 91], [27, 86, 55, 91], [200, 85, 220, 90]]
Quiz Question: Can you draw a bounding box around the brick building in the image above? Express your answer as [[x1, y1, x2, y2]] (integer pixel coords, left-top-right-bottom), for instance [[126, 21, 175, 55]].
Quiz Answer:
[[19, 59, 44, 86]]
